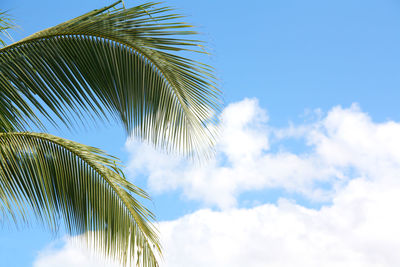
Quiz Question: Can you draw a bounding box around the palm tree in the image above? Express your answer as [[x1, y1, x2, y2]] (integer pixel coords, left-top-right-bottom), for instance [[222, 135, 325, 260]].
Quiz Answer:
[[0, 1, 220, 266]]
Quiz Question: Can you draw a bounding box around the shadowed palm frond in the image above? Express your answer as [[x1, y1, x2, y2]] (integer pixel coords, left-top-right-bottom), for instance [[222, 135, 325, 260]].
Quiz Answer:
[[0, 132, 160, 266], [0, 1, 221, 157]]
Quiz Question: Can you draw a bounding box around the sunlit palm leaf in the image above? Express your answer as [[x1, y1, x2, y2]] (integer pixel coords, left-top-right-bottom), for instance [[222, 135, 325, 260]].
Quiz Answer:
[[0, 1, 221, 156], [0, 132, 160, 266]]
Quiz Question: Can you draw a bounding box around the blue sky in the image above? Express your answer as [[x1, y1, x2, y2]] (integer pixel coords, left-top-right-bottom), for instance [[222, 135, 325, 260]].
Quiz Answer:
[[2, 0, 400, 266]]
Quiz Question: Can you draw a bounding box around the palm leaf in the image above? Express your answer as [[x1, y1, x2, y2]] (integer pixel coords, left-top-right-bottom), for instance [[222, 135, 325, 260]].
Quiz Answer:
[[0, 132, 160, 266], [0, 1, 221, 156]]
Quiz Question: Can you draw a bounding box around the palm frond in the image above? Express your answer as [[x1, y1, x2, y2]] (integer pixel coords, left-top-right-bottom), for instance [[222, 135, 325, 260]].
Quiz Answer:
[[0, 132, 160, 266], [0, 1, 221, 157]]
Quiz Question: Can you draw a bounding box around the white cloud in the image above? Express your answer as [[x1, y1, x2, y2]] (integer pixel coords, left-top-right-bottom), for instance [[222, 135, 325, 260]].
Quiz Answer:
[[158, 176, 400, 267], [34, 176, 400, 266], [126, 99, 400, 208], [34, 98, 400, 266]]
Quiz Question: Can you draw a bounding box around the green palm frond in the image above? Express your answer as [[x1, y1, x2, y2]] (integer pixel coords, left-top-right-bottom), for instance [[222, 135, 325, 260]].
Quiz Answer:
[[0, 1, 221, 156], [0, 132, 160, 266]]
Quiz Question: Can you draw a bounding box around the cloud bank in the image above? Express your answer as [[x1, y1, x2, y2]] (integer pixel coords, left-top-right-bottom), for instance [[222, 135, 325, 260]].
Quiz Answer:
[[34, 99, 400, 266], [126, 98, 400, 209]]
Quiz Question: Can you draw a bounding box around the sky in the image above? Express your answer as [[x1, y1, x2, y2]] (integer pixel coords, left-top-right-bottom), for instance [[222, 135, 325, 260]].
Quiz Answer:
[[2, 0, 400, 266]]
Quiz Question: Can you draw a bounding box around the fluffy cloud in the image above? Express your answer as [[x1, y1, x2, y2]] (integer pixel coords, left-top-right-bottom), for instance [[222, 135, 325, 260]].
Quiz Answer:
[[34, 176, 400, 267], [34, 99, 400, 266], [126, 99, 400, 208], [159, 180, 400, 267]]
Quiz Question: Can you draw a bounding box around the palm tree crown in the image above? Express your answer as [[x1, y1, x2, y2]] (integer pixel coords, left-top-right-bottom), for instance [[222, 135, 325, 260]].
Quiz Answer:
[[0, 1, 221, 266]]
